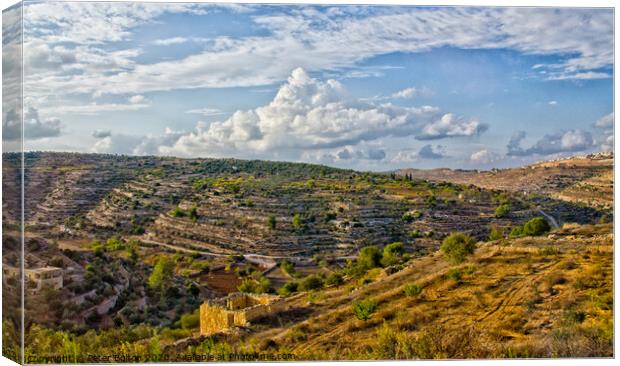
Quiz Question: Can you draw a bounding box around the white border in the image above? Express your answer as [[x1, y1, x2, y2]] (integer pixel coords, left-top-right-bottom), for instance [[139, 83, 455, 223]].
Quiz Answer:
[[0, 1, 616, 366]]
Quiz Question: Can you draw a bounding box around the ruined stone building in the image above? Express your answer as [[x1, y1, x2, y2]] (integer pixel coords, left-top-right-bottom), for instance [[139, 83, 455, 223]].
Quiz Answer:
[[199, 292, 287, 335], [3, 265, 63, 294]]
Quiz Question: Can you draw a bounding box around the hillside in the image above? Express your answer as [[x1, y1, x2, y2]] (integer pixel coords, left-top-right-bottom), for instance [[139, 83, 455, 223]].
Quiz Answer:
[[1, 152, 613, 361], [397, 153, 613, 210], [19, 223, 613, 360], [171, 223, 614, 359]]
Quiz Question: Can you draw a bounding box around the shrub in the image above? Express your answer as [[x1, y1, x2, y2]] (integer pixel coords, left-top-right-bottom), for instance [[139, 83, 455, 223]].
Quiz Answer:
[[325, 272, 344, 287], [381, 242, 405, 267], [488, 226, 504, 241], [352, 298, 377, 321], [299, 274, 324, 291], [279, 259, 298, 277], [447, 268, 462, 282], [357, 245, 383, 271], [292, 213, 303, 230], [237, 279, 256, 293], [510, 226, 524, 237], [440, 233, 476, 263], [180, 311, 199, 329], [494, 204, 511, 218], [266, 214, 277, 230], [188, 207, 199, 222], [409, 230, 422, 239], [404, 283, 423, 297], [523, 217, 551, 236], [402, 212, 414, 223], [148, 256, 175, 294], [277, 281, 298, 296], [171, 207, 186, 218]]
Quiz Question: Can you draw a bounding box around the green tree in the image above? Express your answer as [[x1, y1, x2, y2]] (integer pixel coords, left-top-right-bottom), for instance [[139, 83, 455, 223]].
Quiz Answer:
[[188, 207, 199, 222], [494, 204, 511, 218], [325, 272, 344, 287], [357, 245, 383, 271], [237, 279, 256, 293], [510, 226, 524, 237], [267, 214, 277, 230], [277, 281, 299, 296], [381, 242, 405, 267], [299, 274, 324, 291], [292, 213, 303, 230], [440, 233, 476, 263], [148, 256, 175, 295], [523, 217, 551, 236]]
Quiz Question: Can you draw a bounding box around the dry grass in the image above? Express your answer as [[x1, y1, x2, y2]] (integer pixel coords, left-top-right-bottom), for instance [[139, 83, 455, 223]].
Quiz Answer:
[[218, 223, 614, 359]]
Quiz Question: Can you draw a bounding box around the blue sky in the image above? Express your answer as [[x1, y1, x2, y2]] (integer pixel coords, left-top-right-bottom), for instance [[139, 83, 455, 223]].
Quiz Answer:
[[2, 2, 614, 170]]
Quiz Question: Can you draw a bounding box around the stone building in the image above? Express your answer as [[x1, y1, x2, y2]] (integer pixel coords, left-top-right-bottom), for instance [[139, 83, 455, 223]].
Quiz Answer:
[[2, 265, 63, 293], [199, 292, 287, 335]]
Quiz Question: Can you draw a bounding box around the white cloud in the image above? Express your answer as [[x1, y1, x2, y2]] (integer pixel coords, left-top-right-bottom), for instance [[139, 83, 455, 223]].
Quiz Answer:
[[594, 112, 614, 129], [392, 87, 417, 99], [153, 37, 188, 46], [417, 113, 487, 140], [128, 95, 146, 104], [417, 144, 446, 159], [91, 128, 185, 156], [507, 129, 594, 156], [547, 71, 611, 81], [21, 5, 613, 101], [470, 149, 500, 164], [158, 68, 483, 159], [593, 112, 613, 151], [92, 129, 112, 138], [42, 102, 150, 115], [391, 144, 446, 163], [185, 108, 226, 117], [548, 100, 558, 105], [2, 107, 62, 141]]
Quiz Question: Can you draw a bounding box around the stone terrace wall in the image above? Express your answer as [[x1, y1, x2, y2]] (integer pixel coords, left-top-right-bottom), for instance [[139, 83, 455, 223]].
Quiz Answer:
[[200, 293, 287, 335]]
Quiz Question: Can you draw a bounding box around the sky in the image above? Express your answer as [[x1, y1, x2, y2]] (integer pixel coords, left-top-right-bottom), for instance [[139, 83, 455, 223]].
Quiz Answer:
[[1, 1, 614, 171]]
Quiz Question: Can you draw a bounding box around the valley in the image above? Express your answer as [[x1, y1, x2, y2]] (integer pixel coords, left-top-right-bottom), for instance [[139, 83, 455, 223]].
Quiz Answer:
[[1, 151, 614, 361]]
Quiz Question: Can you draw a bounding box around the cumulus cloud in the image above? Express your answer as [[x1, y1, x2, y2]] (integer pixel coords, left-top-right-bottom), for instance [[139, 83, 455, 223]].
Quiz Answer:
[[91, 128, 185, 156], [391, 144, 446, 163], [506, 129, 594, 156], [159, 68, 483, 158], [594, 112, 613, 129], [334, 147, 386, 161], [593, 112, 613, 151], [470, 149, 500, 164], [548, 100, 557, 106], [2, 107, 62, 141], [392, 87, 418, 99], [417, 113, 487, 140], [418, 144, 446, 159], [92, 129, 112, 138]]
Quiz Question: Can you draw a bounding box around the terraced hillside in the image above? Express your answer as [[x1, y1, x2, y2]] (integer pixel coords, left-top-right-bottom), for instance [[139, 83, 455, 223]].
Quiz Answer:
[[2, 152, 613, 361], [398, 153, 613, 210], [14, 152, 606, 259]]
